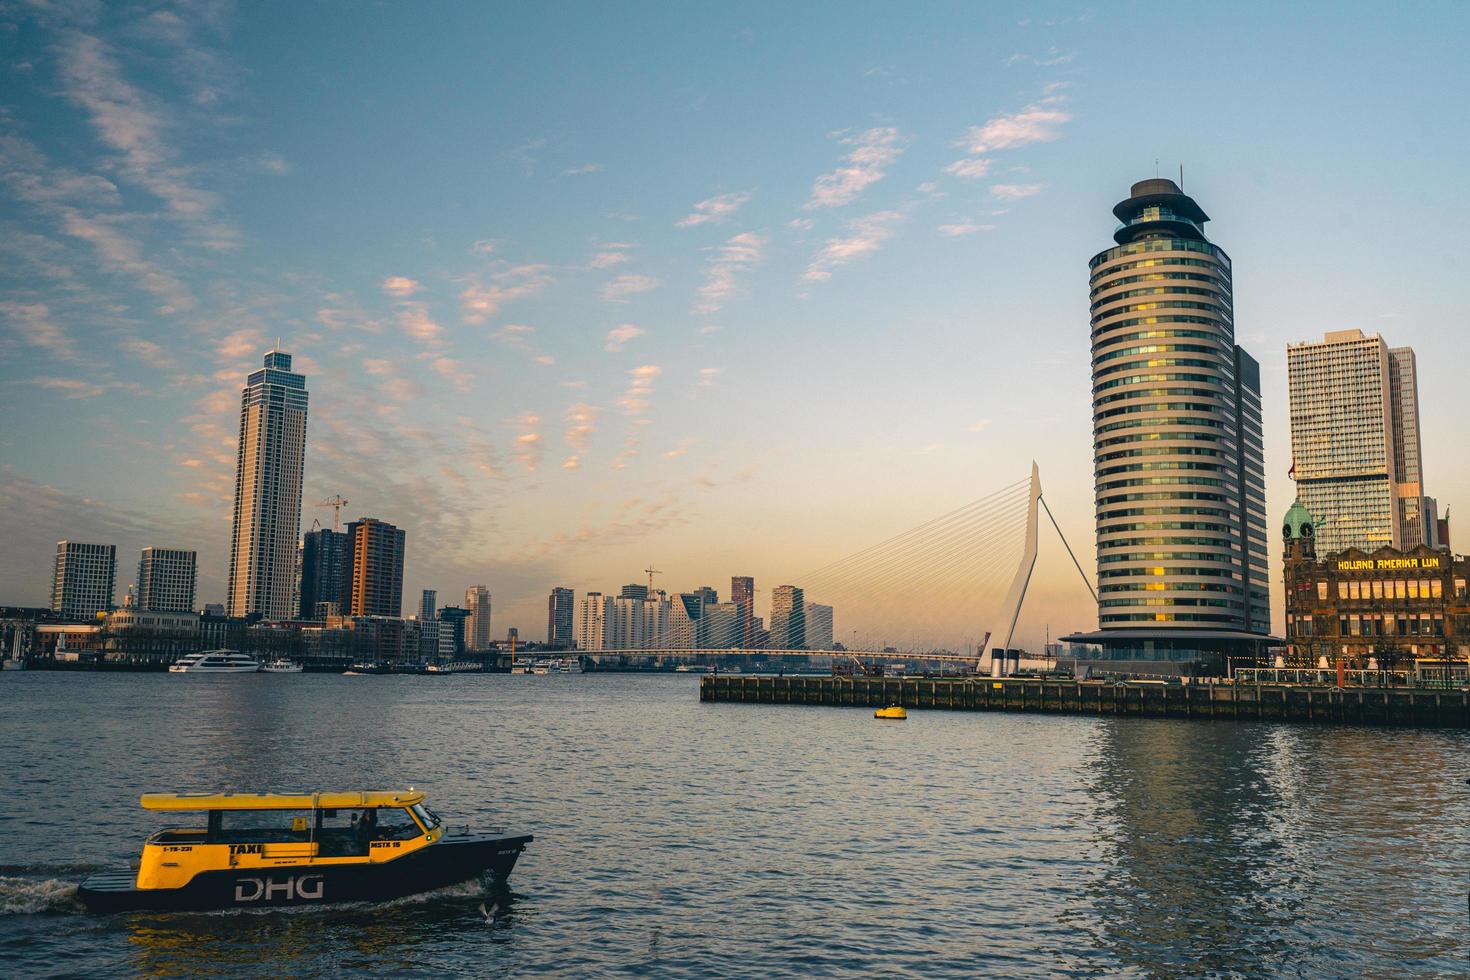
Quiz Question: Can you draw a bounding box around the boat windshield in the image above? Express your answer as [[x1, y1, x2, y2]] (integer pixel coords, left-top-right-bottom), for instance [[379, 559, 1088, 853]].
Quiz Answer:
[[410, 803, 441, 830]]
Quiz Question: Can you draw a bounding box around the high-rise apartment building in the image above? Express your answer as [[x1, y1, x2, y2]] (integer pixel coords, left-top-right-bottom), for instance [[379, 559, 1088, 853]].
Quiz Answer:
[[606, 596, 645, 649], [575, 592, 608, 651], [666, 593, 703, 649], [299, 527, 345, 620], [51, 541, 116, 620], [464, 585, 492, 650], [136, 547, 197, 613], [731, 576, 755, 647], [702, 601, 741, 648], [693, 585, 718, 607], [805, 603, 834, 650], [619, 583, 649, 601], [642, 593, 670, 647], [546, 587, 575, 647], [770, 585, 805, 649], [1287, 330, 1439, 553], [438, 606, 469, 655], [226, 350, 308, 620], [1062, 178, 1271, 673], [418, 589, 437, 622], [342, 517, 405, 617]]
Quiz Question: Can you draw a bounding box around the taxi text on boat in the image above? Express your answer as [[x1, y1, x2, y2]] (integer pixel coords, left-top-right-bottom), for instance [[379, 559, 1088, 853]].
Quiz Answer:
[[77, 790, 532, 912]]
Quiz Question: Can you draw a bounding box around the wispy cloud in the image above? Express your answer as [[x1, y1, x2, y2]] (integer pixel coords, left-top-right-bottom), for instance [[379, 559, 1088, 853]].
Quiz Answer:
[[0, 302, 74, 359], [617, 364, 661, 414], [944, 158, 992, 179], [363, 358, 422, 402], [461, 264, 551, 324], [803, 210, 903, 282], [514, 412, 543, 471], [381, 275, 420, 297], [938, 221, 994, 236], [990, 183, 1045, 199], [698, 367, 722, 387], [564, 402, 601, 450], [604, 323, 646, 352], [563, 163, 603, 176], [397, 304, 445, 346], [599, 274, 660, 303], [805, 127, 906, 209], [968, 418, 993, 432], [676, 191, 752, 228], [957, 94, 1072, 154], [590, 242, 635, 268], [695, 232, 766, 315]]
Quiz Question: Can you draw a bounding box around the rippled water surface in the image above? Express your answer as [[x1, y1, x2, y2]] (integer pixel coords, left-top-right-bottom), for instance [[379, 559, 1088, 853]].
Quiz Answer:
[[1, 672, 1467, 977]]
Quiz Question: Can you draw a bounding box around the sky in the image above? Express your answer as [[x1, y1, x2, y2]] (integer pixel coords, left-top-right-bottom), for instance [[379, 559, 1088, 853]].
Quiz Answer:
[[2, 1, 1469, 650]]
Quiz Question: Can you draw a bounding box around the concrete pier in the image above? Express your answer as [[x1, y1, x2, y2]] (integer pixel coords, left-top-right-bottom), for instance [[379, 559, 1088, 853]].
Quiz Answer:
[[699, 675, 1470, 728]]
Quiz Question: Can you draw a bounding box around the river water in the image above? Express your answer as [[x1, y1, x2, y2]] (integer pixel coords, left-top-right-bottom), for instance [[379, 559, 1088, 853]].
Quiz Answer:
[[0, 672, 1466, 977]]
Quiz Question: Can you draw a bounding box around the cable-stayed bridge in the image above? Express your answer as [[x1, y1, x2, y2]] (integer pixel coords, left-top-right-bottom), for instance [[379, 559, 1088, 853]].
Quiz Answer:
[[583, 463, 1095, 675]]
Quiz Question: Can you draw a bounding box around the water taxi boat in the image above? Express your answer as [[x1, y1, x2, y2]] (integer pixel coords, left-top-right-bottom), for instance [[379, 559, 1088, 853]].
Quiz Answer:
[[169, 651, 260, 673], [77, 790, 532, 913], [874, 705, 908, 720], [260, 659, 303, 673]]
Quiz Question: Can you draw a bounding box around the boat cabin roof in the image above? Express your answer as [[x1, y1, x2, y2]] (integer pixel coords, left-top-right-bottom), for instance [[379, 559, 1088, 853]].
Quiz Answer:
[[139, 791, 425, 811]]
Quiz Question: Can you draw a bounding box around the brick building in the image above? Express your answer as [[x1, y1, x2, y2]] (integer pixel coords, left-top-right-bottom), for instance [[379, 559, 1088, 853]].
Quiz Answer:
[[1282, 499, 1470, 670]]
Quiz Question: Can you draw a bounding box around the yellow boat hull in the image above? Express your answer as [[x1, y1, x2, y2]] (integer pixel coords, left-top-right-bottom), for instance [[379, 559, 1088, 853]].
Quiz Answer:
[[874, 706, 907, 720]]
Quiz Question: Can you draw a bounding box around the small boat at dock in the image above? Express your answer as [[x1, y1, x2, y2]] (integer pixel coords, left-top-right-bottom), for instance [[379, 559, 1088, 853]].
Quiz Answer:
[[169, 651, 260, 673], [260, 659, 303, 673], [874, 705, 908, 720]]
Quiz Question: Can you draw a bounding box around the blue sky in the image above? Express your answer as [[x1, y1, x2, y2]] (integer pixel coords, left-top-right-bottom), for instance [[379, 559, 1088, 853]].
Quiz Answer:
[[3, 1, 1469, 648]]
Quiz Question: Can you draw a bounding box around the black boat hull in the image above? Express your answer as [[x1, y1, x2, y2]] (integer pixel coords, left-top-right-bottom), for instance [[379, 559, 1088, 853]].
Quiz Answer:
[[77, 832, 531, 913]]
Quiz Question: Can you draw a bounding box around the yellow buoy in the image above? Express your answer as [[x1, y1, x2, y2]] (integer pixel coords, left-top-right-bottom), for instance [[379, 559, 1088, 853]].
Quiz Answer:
[[874, 705, 907, 720]]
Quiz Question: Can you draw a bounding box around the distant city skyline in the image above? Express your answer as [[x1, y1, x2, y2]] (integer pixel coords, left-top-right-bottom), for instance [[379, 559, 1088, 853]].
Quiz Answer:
[[3, 4, 1469, 650]]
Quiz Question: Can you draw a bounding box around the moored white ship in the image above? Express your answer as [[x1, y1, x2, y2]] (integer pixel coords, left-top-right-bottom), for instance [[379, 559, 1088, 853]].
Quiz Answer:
[[169, 650, 261, 673]]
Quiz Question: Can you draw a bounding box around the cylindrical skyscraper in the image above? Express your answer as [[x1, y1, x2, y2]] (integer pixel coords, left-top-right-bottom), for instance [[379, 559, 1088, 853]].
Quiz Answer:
[[1075, 178, 1270, 672]]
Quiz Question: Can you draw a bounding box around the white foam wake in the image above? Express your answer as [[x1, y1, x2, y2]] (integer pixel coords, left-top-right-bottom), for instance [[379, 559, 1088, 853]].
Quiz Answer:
[[0, 876, 79, 914]]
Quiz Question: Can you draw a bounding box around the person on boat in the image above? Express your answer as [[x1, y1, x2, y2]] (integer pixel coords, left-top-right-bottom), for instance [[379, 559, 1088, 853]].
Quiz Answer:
[[354, 809, 376, 852]]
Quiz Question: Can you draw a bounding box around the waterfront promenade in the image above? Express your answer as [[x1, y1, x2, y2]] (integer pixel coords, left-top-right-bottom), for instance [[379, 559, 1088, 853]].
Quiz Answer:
[[700, 674, 1470, 727]]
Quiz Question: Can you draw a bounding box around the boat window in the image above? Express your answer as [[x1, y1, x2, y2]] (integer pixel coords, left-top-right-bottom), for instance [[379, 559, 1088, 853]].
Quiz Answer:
[[410, 803, 440, 830], [373, 807, 423, 841], [215, 809, 314, 844]]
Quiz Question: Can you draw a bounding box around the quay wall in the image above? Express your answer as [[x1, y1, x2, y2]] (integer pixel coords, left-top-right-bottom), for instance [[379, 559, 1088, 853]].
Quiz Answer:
[[699, 675, 1470, 728]]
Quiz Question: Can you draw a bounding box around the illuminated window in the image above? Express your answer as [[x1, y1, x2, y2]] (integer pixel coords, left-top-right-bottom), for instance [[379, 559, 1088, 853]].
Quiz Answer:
[[1372, 580, 1384, 599], [1431, 579, 1442, 599], [1317, 581, 1328, 601], [1338, 581, 1348, 600], [1395, 580, 1407, 599]]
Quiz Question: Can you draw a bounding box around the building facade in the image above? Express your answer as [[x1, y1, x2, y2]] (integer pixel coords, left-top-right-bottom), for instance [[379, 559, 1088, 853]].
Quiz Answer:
[[806, 603, 834, 650], [51, 541, 116, 620], [437, 605, 469, 656], [1282, 499, 1468, 669], [464, 585, 492, 651], [606, 596, 645, 649], [342, 518, 405, 617], [1287, 330, 1438, 553], [619, 583, 649, 601], [770, 585, 805, 649], [702, 601, 740, 648], [731, 576, 755, 647], [1064, 178, 1272, 674], [418, 589, 437, 622], [575, 592, 608, 651], [136, 547, 196, 613], [226, 350, 309, 620], [299, 528, 345, 619], [546, 587, 575, 647]]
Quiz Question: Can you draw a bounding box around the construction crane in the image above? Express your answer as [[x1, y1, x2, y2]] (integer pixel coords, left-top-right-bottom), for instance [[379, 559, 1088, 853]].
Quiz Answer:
[[318, 495, 349, 532], [644, 565, 662, 592]]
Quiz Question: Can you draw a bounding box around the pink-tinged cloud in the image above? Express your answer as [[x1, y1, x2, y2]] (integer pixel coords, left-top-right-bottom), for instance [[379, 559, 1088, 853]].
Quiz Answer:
[[617, 364, 661, 414], [564, 402, 601, 450], [806, 127, 906, 209], [461, 265, 550, 324], [0, 302, 73, 358], [675, 191, 752, 228], [944, 158, 992, 179], [397, 304, 445, 346], [599, 273, 660, 303], [990, 183, 1045, 200], [695, 232, 766, 316], [381, 275, 420, 297], [959, 106, 1071, 154], [605, 323, 646, 352], [803, 210, 904, 282]]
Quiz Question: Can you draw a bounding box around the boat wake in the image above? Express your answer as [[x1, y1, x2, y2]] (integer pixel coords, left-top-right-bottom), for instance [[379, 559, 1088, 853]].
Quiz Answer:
[[0, 876, 81, 915]]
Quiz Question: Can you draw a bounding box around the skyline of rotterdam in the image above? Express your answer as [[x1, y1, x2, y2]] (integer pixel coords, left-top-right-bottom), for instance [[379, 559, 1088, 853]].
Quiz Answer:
[[4, 4, 1470, 649]]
